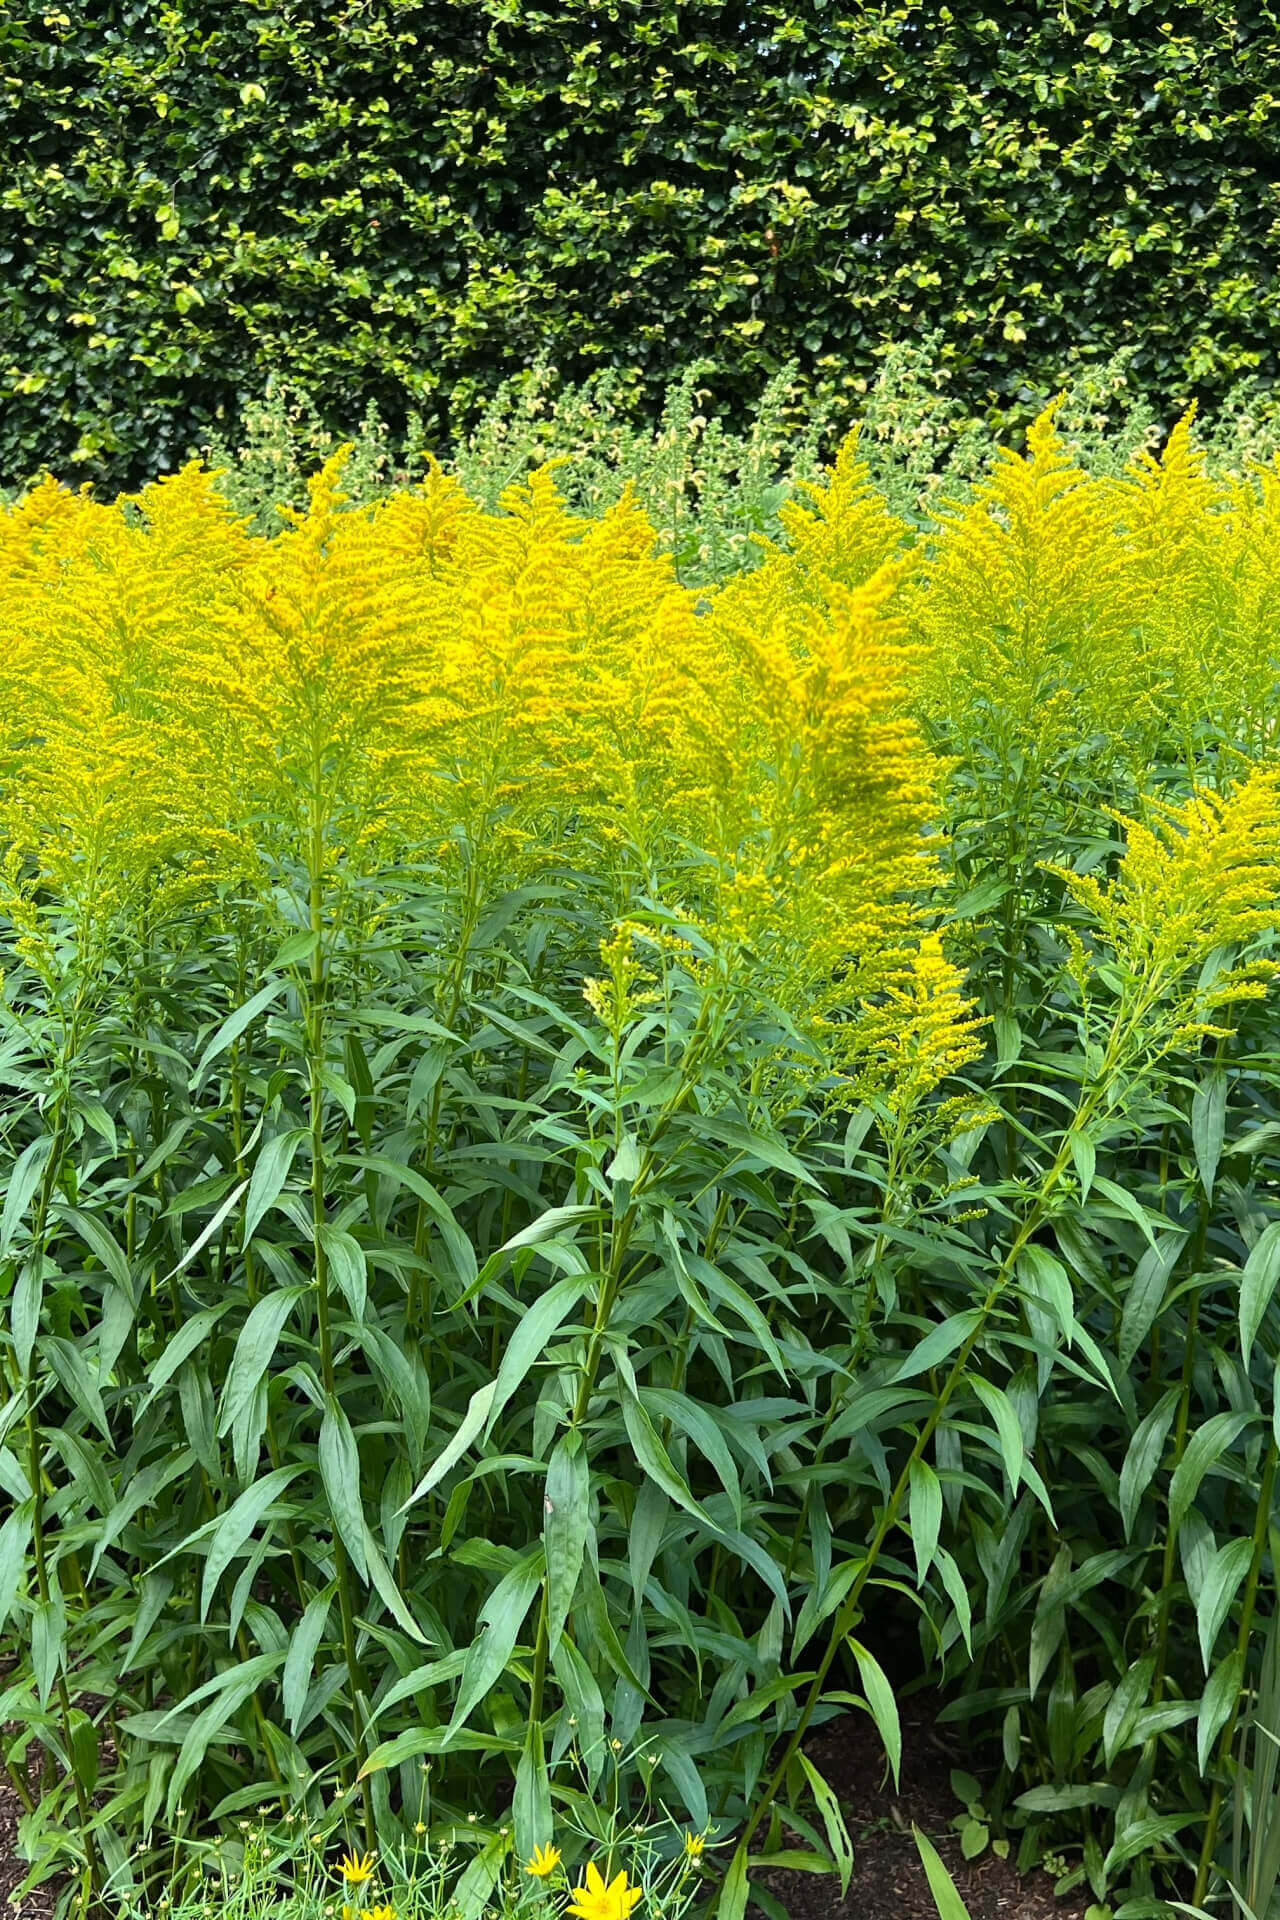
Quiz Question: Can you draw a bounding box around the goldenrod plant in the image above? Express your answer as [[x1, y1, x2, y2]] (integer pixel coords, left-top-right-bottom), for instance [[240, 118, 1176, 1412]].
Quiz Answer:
[[3, 402, 1280, 1920]]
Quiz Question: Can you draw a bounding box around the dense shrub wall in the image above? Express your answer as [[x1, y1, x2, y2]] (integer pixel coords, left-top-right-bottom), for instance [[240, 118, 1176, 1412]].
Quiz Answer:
[[3, 0, 1280, 491]]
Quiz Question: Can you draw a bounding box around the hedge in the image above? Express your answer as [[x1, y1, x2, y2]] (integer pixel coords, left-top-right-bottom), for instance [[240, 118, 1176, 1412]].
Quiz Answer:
[[3, 0, 1280, 491]]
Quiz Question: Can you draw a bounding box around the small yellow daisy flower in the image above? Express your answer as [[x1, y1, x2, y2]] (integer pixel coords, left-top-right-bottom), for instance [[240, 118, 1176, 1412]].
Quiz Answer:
[[339, 1853, 377, 1888], [567, 1863, 642, 1920], [683, 1834, 705, 1861], [526, 1844, 562, 1879]]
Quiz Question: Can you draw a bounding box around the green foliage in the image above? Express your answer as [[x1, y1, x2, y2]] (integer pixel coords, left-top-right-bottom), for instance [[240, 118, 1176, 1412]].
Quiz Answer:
[[113, 1787, 707, 1920], [7, 407, 1280, 1920], [4, 2, 1280, 492], [199, 342, 1280, 589]]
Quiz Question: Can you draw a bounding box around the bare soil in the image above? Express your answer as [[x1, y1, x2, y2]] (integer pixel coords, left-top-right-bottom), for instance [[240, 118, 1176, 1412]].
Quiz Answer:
[[0, 1768, 56, 1920], [761, 1700, 1086, 1920]]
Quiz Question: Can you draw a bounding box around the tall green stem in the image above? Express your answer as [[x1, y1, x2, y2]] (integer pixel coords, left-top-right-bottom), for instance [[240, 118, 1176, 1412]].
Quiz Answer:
[[1193, 1439, 1279, 1906], [21, 1100, 103, 1898], [306, 798, 375, 1851], [726, 1100, 1091, 1880]]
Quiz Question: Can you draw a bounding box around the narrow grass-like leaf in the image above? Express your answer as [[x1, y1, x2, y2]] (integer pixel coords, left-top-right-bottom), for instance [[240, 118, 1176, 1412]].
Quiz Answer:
[[319, 1395, 368, 1581], [544, 1430, 589, 1653], [913, 1825, 974, 1920], [200, 1466, 301, 1618], [848, 1635, 902, 1788], [242, 1129, 306, 1245]]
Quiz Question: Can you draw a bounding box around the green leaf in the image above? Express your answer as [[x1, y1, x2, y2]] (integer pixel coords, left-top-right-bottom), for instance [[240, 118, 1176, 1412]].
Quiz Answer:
[[320, 1396, 368, 1581], [0, 1502, 33, 1632], [642, 1384, 742, 1524], [935, 1547, 973, 1657], [242, 1129, 306, 1245], [166, 1654, 286, 1819], [1118, 1388, 1179, 1540], [339, 1152, 478, 1286], [31, 1595, 64, 1705], [891, 1309, 982, 1383], [143, 1306, 229, 1407], [1241, 1222, 1280, 1366], [1195, 1536, 1253, 1671], [513, 1716, 551, 1865], [1103, 1813, 1196, 1874], [960, 1819, 988, 1861], [1018, 1245, 1077, 1343], [1192, 1067, 1227, 1198], [1016, 1785, 1121, 1813], [693, 1113, 823, 1188], [913, 1825, 974, 1920], [11, 1257, 42, 1378], [282, 1586, 333, 1733], [68, 1710, 99, 1796], [798, 1752, 854, 1895], [45, 1335, 110, 1438], [200, 1466, 302, 1618], [908, 1457, 943, 1584], [192, 979, 288, 1087], [970, 1376, 1024, 1494], [363, 1523, 428, 1643], [319, 1225, 366, 1322], [400, 1381, 497, 1510], [718, 1843, 750, 1920], [621, 1388, 716, 1528], [161, 1179, 249, 1284], [1091, 1176, 1158, 1247], [1118, 1232, 1185, 1370], [454, 1831, 511, 1920], [1169, 1411, 1256, 1542], [0, 1137, 50, 1256], [543, 1430, 590, 1653], [445, 1546, 544, 1740], [848, 1635, 901, 1788], [57, 1204, 132, 1288], [1069, 1129, 1096, 1202], [485, 1273, 590, 1435], [217, 1287, 306, 1437], [1197, 1648, 1244, 1772], [718, 1670, 820, 1737], [1102, 1657, 1154, 1768]]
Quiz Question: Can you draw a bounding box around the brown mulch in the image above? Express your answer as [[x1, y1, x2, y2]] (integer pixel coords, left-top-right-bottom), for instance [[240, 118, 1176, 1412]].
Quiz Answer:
[[761, 1699, 1087, 1920], [0, 1768, 57, 1920], [0, 1698, 1083, 1920]]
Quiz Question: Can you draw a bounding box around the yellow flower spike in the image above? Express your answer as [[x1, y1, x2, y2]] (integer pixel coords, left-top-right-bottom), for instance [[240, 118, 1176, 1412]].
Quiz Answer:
[[566, 1862, 642, 1920], [339, 1852, 377, 1888], [525, 1843, 562, 1878]]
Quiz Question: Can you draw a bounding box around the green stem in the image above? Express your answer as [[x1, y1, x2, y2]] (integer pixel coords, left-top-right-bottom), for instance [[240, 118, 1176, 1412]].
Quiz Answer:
[[729, 1116, 1084, 1876], [1149, 1267, 1204, 1711], [306, 814, 375, 1853], [21, 1104, 102, 1896], [1193, 1439, 1279, 1907]]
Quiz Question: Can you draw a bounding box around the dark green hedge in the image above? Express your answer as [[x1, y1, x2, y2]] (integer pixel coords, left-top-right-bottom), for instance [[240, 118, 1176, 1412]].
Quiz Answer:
[[3, 0, 1280, 492]]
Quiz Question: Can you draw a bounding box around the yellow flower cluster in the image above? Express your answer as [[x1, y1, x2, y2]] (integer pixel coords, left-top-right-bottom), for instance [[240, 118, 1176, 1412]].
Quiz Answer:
[[910, 400, 1280, 784], [1051, 768, 1280, 1058], [0, 443, 961, 1096]]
